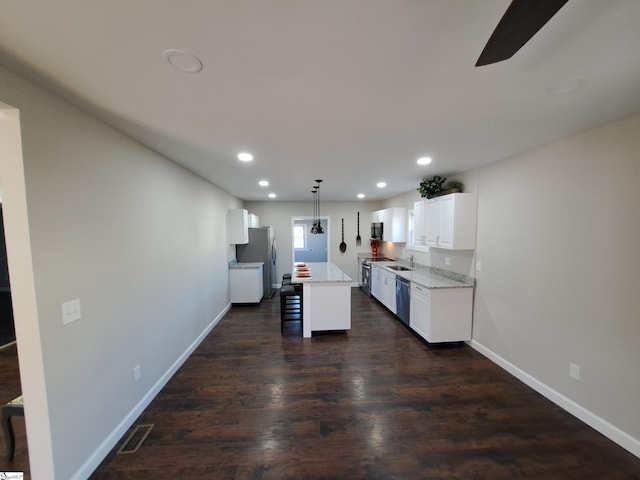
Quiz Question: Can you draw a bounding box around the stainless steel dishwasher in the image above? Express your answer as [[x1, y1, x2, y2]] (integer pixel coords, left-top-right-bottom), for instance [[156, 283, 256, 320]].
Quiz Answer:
[[395, 276, 410, 326]]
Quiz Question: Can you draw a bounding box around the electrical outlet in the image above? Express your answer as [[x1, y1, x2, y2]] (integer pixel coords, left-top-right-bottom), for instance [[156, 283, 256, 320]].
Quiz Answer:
[[569, 363, 581, 381], [61, 299, 81, 325], [476, 261, 482, 272], [445, 256, 451, 266], [133, 365, 141, 383]]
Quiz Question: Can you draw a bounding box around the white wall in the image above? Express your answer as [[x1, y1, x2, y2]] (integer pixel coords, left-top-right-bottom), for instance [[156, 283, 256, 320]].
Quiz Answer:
[[244, 201, 381, 283], [1, 65, 241, 478], [472, 113, 640, 451]]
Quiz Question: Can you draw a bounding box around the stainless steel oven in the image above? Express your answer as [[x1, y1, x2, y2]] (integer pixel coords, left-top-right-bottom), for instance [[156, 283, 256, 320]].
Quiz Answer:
[[361, 262, 371, 296]]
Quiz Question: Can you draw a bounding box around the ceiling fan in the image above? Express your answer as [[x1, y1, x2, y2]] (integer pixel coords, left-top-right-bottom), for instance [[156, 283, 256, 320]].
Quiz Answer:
[[476, 0, 570, 66]]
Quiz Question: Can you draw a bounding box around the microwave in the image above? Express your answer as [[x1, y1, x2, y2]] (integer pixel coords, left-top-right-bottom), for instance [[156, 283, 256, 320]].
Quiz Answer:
[[371, 222, 383, 240]]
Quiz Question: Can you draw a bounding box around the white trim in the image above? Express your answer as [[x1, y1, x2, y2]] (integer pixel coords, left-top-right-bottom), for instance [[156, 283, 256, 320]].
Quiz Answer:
[[72, 303, 232, 480], [468, 339, 640, 459]]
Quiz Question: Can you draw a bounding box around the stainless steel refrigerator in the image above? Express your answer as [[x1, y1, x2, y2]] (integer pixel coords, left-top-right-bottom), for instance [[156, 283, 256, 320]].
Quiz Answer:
[[236, 227, 277, 299]]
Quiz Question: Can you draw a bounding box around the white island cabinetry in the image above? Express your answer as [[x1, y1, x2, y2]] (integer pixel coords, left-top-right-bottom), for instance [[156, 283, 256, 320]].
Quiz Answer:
[[291, 262, 352, 338]]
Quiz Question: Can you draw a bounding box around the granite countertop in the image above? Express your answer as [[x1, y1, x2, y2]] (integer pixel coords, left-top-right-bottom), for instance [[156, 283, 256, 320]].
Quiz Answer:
[[228, 261, 264, 269], [291, 262, 352, 283], [373, 261, 474, 289]]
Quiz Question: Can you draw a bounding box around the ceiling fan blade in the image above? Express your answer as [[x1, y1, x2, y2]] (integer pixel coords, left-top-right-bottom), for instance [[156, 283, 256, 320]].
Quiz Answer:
[[476, 0, 570, 67]]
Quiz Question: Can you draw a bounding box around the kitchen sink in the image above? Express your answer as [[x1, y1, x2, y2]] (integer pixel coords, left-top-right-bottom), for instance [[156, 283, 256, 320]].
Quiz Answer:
[[387, 265, 412, 271]]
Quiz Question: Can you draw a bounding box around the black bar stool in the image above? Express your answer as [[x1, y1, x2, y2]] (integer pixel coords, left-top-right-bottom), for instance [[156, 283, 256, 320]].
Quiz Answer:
[[280, 283, 302, 334]]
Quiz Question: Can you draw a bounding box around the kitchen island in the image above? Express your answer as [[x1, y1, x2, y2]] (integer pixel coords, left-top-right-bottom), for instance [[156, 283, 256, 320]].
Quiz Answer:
[[290, 262, 352, 338]]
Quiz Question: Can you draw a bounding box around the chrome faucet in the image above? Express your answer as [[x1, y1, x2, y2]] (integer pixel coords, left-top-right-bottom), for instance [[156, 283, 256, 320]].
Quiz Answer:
[[406, 254, 414, 268]]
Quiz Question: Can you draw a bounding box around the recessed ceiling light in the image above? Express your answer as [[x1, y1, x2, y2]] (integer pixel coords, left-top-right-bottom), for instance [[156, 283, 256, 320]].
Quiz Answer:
[[417, 156, 432, 165], [268, 193, 276, 199], [161, 49, 203, 73], [547, 76, 587, 95], [376, 182, 387, 188], [357, 193, 365, 199], [259, 180, 269, 187], [237, 152, 253, 162]]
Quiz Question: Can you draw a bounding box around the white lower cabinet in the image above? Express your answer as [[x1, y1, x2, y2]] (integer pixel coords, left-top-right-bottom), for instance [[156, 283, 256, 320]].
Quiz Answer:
[[229, 264, 264, 303], [409, 283, 473, 342], [381, 269, 396, 315], [371, 265, 396, 314], [371, 264, 383, 300]]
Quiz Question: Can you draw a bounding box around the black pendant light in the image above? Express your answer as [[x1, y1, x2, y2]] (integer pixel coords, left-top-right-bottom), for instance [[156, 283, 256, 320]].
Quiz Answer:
[[310, 179, 324, 234]]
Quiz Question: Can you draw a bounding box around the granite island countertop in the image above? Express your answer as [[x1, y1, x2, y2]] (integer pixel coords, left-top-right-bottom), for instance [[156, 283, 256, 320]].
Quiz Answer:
[[373, 261, 474, 289], [291, 262, 352, 283]]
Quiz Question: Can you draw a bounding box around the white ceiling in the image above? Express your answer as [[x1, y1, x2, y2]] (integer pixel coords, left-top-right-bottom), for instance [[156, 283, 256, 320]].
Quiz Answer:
[[1, 0, 639, 201]]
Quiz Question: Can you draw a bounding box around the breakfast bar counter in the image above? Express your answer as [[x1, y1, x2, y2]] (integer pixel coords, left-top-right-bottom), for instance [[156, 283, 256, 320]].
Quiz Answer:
[[291, 262, 352, 338]]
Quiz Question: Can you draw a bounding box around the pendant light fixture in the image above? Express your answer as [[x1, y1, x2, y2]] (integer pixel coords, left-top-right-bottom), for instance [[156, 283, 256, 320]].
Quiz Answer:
[[310, 179, 324, 234]]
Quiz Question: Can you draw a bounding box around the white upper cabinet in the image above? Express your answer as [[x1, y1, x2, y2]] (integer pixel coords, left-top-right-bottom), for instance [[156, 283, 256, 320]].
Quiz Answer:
[[425, 193, 477, 250], [412, 199, 427, 248], [370, 207, 407, 243], [227, 208, 249, 244], [386, 207, 407, 243], [370, 210, 384, 223]]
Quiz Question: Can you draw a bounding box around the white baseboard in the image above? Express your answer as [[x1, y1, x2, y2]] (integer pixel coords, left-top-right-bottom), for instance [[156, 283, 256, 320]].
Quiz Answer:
[[73, 303, 232, 480], [468, 339, 640, 459]]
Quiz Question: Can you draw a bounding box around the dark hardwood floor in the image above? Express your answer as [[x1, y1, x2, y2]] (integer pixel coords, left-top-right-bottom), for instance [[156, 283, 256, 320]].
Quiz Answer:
[[0, 342, 29, 479], [89, 289, 640, 479], [2, 289, 639, 479]]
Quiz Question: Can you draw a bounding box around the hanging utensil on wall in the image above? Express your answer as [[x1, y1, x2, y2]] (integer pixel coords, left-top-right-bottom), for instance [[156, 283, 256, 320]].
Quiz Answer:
[[356, 212, 361, 246], [340, 218, 347, 252]]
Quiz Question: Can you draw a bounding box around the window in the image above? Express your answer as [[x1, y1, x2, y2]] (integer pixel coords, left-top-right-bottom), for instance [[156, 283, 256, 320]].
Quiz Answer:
[[293, 225, 306, 249]]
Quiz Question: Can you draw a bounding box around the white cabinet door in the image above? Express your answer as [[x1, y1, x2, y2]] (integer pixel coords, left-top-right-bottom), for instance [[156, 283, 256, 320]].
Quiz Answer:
[[413, 199, 426, 246], [371, 265, 383, 300], [370, 210, 384, 223], [425, 200, 440, 248], [428, 288, 473, 342], [437, 195, 455, 248], [425, 193, 477, 250], [372, 266, 397, 314], [410, 283, 431, 340], [227, 209, 249, 244], [229, 265, 263, 303], [382, 270, 397, 314]]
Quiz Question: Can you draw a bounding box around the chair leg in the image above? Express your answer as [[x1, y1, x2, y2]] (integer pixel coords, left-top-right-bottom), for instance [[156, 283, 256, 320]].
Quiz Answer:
[[2, 408, 15, 461]]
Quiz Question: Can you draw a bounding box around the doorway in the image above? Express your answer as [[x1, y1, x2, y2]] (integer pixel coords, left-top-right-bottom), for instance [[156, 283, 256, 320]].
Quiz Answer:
[[292, 217, 329, 263], [0, 203, 15, 347]]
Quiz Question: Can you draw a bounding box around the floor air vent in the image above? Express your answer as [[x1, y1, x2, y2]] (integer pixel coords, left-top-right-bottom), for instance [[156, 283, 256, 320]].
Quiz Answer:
[[117, 423, 154, 454]]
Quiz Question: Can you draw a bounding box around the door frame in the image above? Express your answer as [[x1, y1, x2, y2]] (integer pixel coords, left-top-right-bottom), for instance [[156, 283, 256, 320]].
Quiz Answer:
[[291, 216, 330, 264]]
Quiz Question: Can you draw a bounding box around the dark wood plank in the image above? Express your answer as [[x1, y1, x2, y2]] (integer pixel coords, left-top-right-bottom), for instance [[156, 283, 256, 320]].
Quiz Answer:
[[0, 342, 30, 479], [89, 289, 640, 479]]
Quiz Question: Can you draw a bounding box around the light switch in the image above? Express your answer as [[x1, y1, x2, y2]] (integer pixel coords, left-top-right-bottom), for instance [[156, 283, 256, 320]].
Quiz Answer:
[[62, 298, 81, 325]]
